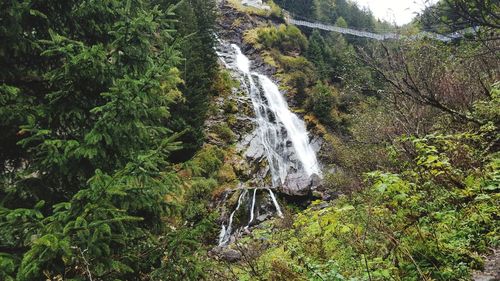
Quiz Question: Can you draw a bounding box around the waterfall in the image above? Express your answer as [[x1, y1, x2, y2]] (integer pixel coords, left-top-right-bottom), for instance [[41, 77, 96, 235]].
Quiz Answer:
[[267, 188, 284, 218], [216, 42, 321, 245], [247, 189, 257, 227], [219, 189, 248, 245], [257, 74, 321, 178], [231, 44, 321, 184]]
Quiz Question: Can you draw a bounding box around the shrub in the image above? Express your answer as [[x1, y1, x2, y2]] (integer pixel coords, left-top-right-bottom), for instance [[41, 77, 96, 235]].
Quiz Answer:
[[257, 24, 308, 53], [217, 163, 237, 183], [213, 69, 239, 97], [191, 145, 225, 177], [213, 123, 235, 143], [223, 99, 238, 114], [306, 82, 341, 126]]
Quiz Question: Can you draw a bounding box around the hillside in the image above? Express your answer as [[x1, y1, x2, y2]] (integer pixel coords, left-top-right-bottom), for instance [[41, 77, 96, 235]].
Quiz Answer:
[[0, 0, 498, 280]]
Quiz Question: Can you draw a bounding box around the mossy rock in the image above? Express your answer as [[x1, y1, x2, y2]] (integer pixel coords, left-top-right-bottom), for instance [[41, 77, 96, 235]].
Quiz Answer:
[[192, 144, 225, 177], [227, 189, 243, 208], [217, 162, 238, 183], [223, 99, 238, 114], [227, 114, 238, 127], [213, 123, 236, 144]]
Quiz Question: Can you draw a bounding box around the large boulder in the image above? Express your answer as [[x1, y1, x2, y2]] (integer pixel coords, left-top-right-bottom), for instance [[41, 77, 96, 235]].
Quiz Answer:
[[281, 173, 322, 196]]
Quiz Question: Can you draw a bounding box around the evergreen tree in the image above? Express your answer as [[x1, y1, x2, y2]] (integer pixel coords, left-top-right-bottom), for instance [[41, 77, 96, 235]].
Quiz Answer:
[[312, 0, 337, 23], [0, 1, 186, 279], [274, 0, 314, 18], [306, 30, 332, 80], [162, 0, 218, 161]]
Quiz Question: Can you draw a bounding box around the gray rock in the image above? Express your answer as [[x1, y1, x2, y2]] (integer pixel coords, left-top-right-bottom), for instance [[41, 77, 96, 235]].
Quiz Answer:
[[310, 136, 324, 152], [245, 133, 265, 162], [211, 247, 242, 262], [281, 173, 313, 196], [256, 213, 269, 222]]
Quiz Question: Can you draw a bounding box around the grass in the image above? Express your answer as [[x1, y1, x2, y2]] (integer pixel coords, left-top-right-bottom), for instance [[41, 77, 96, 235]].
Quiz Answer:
[[227, 0, 283, 18]]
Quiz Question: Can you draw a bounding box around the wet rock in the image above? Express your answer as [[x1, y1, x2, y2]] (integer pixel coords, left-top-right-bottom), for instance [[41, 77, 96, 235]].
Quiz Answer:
[[310, 173, 322, 187], [279, 172, 322, 196], [311, 202, 330, 210], [211, 247, 242, 262], [213, 1, 328, 246], [245, 133, 265, 162], [256, 213, 269, 222], [222, 248, 242, 262], [312, 190, 333, 201], [310, 136, 324, 152], [281, 173, 311, 196], [241, 0, 270, 10]]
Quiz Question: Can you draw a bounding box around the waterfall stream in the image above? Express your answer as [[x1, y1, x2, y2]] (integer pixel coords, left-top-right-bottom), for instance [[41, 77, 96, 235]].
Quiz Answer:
[[232, 44, 321, 183], [217, 43, 321, 246]]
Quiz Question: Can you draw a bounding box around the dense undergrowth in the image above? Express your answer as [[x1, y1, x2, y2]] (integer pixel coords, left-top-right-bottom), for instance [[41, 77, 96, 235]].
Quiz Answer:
[[224, 0, 499, 280], [227, 92, 499, 279]]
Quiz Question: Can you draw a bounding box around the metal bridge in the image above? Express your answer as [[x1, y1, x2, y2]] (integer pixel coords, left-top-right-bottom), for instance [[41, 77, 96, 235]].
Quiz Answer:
[[284, 12, 467, 42]]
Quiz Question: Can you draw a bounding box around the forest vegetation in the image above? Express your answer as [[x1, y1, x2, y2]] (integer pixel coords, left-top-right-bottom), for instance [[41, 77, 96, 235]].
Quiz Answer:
[[0, 0, 498, 280]]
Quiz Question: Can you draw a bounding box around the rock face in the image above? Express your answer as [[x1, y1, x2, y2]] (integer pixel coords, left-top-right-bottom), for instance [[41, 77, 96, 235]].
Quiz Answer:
[[217, 2, 279, 76], [212, 0, 326, 246], [282, 173, 322, 196]]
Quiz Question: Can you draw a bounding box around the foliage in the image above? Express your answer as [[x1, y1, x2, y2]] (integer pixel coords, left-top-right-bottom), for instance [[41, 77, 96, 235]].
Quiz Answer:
[[362, 37, 497, 127], [2, 0, 498, 279], [228, 0, 283, 18], [242, 132, 499, 280], [306, 82, 342, 126], [163, 0, 219, 161], [0, 0, 218, 280], [276, 0, 377, 31], [214, 70, 240, 98], [190, 145, 226, 178], [227, 82, 499, 280], [256, 24, 309, 54], [213, 123, 236, 144], [418, 0, 499, 36]]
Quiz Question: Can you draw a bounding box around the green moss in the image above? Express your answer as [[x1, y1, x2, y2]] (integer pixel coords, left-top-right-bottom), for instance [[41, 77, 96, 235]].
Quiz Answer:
[[191, 145, 225, 177], [223, 99, 238, 114], [261, 50, 278, 67], [217, 163, 237, 183], [227, 0, 282, 18], [243, 28, 263, 49], [213, 69, 239, 97], [213, 123, 235, 144], [227, 114, 237, 127]]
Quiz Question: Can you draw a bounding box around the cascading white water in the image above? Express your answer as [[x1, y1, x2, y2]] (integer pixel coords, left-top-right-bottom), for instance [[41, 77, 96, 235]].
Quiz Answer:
[[219, 189, 248, 245], [247, 189, 257, 227], [217, 43, 321, 246], [231, 44, 321, 185], [267, 189, 284, 218], [258, 74, 321, 177]]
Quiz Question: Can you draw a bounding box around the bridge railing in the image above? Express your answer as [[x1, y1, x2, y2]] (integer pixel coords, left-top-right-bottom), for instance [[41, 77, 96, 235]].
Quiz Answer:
[[285, 10, 472, 42]]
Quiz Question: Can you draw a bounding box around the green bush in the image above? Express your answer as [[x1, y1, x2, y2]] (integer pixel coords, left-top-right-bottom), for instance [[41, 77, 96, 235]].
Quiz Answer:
[[242, 131, 499, 280], [307, 82, 341, 126], [223, 99, 238, 114], [191, 145, 225, 177], [214, 69, 239, 97], [213, 123, 236, 144], [257, 24, 308, 53]]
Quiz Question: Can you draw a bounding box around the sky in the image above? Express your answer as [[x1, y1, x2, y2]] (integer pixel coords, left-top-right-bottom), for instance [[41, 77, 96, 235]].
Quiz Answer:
[[353, 0, 437, 26]]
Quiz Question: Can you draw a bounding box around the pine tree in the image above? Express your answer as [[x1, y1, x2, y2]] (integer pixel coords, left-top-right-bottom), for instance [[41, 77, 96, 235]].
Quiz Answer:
[[159, 0, 218, 161], [0, 0, 186, 279]]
